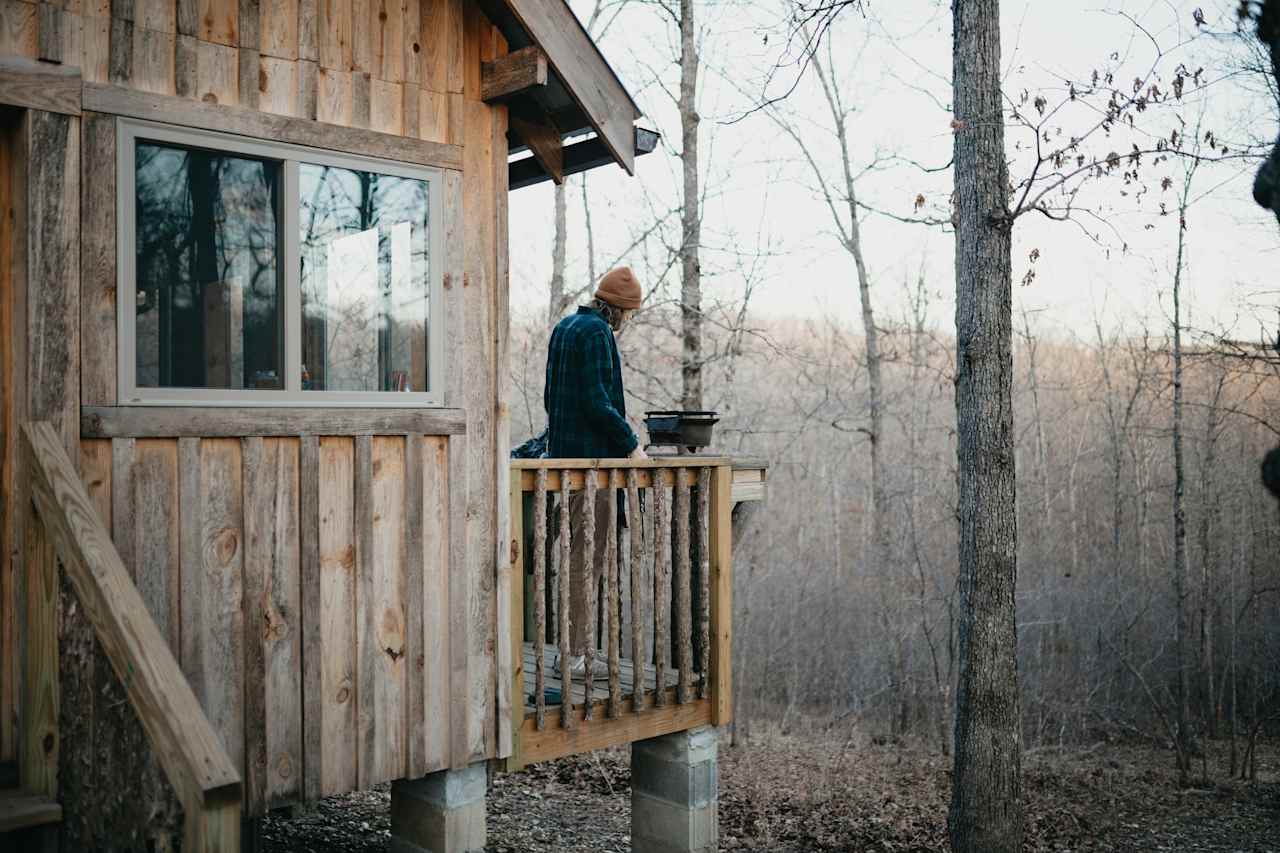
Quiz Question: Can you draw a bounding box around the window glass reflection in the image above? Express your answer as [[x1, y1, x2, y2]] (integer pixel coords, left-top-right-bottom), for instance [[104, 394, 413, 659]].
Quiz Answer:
[[134, 142, 282, 389], [298, 164, 430, 393]]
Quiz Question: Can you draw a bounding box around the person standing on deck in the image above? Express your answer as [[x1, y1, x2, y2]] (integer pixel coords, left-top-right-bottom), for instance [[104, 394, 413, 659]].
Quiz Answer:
[[545, 266, 648, 677]]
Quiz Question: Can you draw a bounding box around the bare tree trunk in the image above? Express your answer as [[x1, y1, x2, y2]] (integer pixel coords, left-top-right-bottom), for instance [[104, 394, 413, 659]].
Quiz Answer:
[[678, 0, 702, 411], [1198, 370, 1225, 739], [949, 1, 1023, 850], [1171, 165, 1194, 786], [549, 180, 568, 327]]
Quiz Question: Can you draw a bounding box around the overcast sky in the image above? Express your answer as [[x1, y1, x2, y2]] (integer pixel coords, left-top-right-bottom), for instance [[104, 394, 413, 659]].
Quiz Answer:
[[507, 0, 1280, 345]]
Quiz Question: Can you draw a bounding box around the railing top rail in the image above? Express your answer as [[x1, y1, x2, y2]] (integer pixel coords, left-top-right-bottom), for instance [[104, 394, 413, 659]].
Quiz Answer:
[[511, 456, 732, 470], [21, 422, 242, 809]]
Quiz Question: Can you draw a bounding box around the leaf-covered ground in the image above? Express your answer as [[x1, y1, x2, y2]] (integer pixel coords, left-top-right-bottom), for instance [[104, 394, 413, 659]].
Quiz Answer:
[[261, 730, 1280, 852]]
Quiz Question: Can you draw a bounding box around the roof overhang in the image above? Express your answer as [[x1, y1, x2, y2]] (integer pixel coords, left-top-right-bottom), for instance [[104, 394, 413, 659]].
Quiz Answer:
[[476, 0, 652, 189]]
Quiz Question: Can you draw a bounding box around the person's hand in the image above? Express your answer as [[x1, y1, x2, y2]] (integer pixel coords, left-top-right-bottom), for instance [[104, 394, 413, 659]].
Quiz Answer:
[[628, 445, 649, 461]]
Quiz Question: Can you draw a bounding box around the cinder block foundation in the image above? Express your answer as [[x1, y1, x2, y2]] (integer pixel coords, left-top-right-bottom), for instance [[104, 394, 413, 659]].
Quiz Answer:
[[631, 726, 718, 853], [390, 763, 487, 853]]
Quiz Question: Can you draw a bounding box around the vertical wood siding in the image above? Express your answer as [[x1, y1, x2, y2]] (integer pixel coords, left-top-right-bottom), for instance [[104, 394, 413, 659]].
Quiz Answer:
[[5, 0, 473, 143], [73, 431, 465, 813], [1, 0, 513, 814]]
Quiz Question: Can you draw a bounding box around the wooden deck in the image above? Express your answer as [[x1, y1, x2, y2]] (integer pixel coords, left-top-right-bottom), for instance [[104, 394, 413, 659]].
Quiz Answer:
[[521, 642, 689, 713]]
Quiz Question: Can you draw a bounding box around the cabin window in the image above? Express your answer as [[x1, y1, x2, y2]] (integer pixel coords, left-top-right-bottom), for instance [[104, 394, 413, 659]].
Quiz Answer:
[[118, 119, 445, 406]]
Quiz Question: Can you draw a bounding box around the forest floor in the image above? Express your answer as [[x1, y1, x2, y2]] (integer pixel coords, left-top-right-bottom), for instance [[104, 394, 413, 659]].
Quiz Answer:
[[261, 729, 1280, 852]]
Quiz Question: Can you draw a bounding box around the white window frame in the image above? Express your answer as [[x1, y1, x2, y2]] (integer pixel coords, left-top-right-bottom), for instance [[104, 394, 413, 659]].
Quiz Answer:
[[117, 118, 446, 407]]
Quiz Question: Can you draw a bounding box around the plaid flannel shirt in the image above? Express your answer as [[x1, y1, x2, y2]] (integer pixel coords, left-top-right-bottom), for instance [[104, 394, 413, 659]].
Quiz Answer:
[[544, 307, 639, 459]]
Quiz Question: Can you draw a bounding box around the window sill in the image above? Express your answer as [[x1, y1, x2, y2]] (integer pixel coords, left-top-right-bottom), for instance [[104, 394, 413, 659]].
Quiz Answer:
[[81, 405, 467, 438]]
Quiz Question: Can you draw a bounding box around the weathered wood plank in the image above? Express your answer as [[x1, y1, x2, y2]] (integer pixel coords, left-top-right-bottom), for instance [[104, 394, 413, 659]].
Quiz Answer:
[[82, 406, 467, 437], [132, 26, 176, 95], [20, 500, 57, 797], [376, 0, 403, 82], [298, 0, 317, 60], [80, 111, 116, 406], [709, 465, 733, 725], [237, 46, 260, 108], [23, 423, 242, 809], [175, 33, 197, 96], [297, 57, 318, 119], [36, 2, 65, 63], [316, 65, 352, 125], [195, 38, 238, 106], [350, 68, 370, 127], [532, 467, 547, 731], [0, 0, 38, 59], [194, 438, 246, 775], [26, 110, 80, 463], [403, 433, 426, 778], [359, 435, 408, 786], [0, 57, 81, 115], [463, 92, 496, 759], [108, 16, 132, 86], [316, 437, 356, 794], [319, 0, 352, 70], [241, 436, 268, 814], [480, 45, 546, 103], [0, 114, 22, 764], [493, 61, 512, 754], [504, 465, 522, 762], [675, 469, 692, 704], [132, 439, 179, 652], [199, 0, 239, 45], [421, 435, 450, 771], [402, 0, 419, 84], [510, 112, 563, 186], [368, 76, 401, 135], [84, 83, 465, 169], [83, 15, 111, 83], [298, 434, 322, 802], [238, 0, 260, 48], [446, 432, 469, 767], [242, 437, 302, 810], [261, 0, 298, 58], [259, 55, 299, 116], [110, 437, 135, 578]]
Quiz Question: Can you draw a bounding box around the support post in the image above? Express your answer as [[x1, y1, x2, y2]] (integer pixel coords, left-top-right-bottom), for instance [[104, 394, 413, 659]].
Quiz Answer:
[[390, 763, 487, 853], [631, 725, 718, 853]]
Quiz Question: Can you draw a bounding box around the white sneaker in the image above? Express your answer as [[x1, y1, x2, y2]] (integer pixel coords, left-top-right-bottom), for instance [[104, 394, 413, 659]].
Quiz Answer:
[[555, 653, 609, 678]]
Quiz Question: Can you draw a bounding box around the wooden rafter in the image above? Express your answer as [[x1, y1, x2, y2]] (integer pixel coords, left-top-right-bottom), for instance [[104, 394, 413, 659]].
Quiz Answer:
[[482, 46, 549, 103]]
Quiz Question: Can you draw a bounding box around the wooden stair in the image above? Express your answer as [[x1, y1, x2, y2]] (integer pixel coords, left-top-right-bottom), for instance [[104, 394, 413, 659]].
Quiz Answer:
[[0, 789, 61, 833]]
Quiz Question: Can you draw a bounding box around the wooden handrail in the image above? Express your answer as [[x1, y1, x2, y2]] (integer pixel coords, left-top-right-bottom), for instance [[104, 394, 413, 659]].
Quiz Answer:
[[21, 422, 241, 851], [507, 456, 734, 766]]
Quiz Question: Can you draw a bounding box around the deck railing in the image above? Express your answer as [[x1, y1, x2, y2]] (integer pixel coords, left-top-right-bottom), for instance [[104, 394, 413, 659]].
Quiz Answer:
[[507, 458, 733, 765], [20, 422, 242, 851]]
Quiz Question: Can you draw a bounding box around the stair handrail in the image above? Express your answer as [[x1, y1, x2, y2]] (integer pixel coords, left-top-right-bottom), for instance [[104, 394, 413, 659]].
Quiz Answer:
[[20, 422, 241, 851]]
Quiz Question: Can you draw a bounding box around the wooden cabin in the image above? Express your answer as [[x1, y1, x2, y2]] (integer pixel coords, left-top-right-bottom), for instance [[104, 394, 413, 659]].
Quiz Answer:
[[0, 2, 765, 851]]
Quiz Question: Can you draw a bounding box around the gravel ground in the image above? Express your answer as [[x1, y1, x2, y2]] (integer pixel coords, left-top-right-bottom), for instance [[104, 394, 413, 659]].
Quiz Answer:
[[260, 730, 1280, 852]]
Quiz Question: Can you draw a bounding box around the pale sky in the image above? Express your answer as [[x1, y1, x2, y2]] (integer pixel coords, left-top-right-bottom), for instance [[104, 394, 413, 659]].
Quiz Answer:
[[508, 0, 1280, 344]]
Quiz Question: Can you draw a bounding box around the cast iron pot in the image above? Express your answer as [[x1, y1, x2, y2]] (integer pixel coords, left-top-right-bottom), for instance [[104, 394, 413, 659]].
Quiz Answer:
[[644, 411, 719, 450]]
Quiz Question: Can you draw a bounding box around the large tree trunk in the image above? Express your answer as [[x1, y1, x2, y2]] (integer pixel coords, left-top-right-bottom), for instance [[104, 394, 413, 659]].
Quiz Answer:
[[948, 1, 1023, 851], [1171, 179, 1192, 785], [678, 0, 702, 411]]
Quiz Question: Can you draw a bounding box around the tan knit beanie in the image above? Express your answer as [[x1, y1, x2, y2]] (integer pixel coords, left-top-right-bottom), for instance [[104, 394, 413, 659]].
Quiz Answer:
[[594, 266, 643, 310]]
